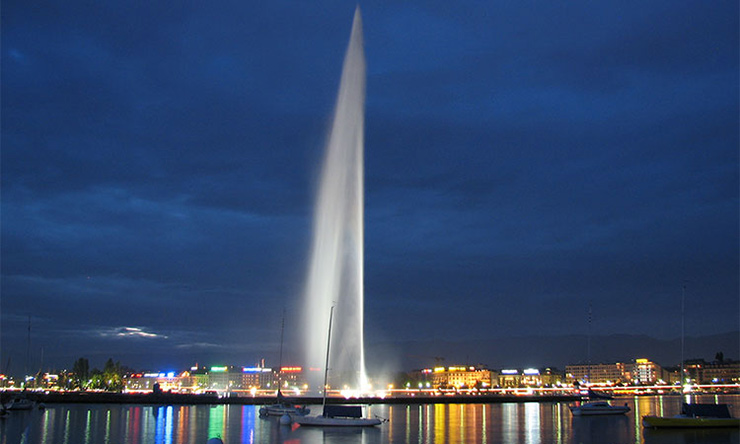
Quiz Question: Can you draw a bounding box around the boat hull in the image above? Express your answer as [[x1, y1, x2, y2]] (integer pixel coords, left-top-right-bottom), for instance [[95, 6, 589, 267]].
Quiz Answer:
[[5, 399, 35, 411], [259, 404, 309, 417], [570, 408, 630, 416], [294, 416, 382, 427], [569, 402, 630, 416], [642, 415, 740, 429]]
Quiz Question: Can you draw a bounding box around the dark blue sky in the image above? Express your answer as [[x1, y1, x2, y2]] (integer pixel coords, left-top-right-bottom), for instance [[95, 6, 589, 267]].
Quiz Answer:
[[2, 1, 738, 374]]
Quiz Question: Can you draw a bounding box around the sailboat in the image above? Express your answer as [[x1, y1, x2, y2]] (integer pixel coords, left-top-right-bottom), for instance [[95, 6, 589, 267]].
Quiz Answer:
[[643, 403, 740, 428], [259, 310, 310, 418], [294, 306, 382, 427], [569, 304, 630, 416], [641, 285, 739, 428]]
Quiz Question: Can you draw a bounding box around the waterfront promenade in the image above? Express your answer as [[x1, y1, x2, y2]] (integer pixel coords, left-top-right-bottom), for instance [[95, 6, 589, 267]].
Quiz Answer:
[[8, 385, 739, 406], [11, 390, 578, 405]]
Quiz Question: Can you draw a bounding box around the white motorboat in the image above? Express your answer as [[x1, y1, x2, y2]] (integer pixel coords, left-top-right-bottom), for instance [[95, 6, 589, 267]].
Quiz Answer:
[[569, 401, 630, 416]]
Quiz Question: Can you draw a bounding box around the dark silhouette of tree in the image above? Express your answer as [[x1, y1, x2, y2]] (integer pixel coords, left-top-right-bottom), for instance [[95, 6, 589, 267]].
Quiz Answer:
[[71, 357, 90, 389], [103, 358, 124, 392]]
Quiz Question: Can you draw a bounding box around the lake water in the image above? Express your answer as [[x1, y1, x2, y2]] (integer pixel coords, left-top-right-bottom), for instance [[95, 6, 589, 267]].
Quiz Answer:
[[1, 395, 737, 444]]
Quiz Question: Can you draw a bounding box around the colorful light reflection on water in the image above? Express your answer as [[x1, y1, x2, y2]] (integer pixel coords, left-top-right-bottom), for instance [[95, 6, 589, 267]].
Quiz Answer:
[[0, 395, 737, 444]]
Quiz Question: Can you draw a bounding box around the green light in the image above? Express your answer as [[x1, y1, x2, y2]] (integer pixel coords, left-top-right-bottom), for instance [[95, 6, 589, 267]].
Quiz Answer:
[[210, 366, 228, 372]]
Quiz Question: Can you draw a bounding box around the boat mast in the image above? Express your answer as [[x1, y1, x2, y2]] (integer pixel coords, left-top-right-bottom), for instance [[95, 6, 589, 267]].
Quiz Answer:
[[277, 309, 285, 394], [587, 303, 592, 387], [279, 309, 285, 369], [681, 284, 686, 390], [26, 315, 31, 384], [322, 305, 335, 414]]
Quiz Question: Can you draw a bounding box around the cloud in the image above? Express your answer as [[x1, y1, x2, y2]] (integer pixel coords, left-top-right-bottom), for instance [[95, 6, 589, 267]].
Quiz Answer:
[[174, 342, 225, 350], [100, 327, 168, 340], [1, 0, 736, 374]]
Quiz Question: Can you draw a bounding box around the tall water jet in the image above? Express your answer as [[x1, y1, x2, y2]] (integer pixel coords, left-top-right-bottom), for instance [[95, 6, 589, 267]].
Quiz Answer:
[[302, 7, 367, 392]]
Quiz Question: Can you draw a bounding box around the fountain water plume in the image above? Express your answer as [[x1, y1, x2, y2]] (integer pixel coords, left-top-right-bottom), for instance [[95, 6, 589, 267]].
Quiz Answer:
[[302, 7, 367, 392]]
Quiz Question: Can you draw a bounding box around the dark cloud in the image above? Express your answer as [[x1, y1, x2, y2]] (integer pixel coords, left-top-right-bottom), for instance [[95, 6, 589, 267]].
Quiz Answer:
[[2, 0, 737, 373]]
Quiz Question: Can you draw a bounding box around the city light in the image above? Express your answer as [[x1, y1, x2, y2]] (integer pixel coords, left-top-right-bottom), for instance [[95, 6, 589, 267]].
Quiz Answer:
[[242, 367, 271, 373]]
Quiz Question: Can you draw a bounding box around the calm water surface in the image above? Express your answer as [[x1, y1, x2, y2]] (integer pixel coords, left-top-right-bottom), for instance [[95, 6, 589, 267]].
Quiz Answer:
[[1, 395, 737, 444]]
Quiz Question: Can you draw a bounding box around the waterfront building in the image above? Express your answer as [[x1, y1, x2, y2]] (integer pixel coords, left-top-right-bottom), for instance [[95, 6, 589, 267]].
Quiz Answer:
[[175, 366, 242, 392], [125, 371, 180, 392], [241, 366, 274, 389], [632, 358, 662, 385], [496, 369, 521, 388], [565, 362, 629, 385], [685, 359, 740, 384], [419, 366, 492, 389], [539, 368, 564, 387], [492, 368, 563, 387], [660, 366, 681, 384], [277, 366, 310, 390]]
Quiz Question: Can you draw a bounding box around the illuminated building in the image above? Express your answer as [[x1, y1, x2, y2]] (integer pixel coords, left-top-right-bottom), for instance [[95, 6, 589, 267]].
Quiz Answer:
[[684, 359, 740, 384], [277, 367, 308, 389], [242, 367, 273, 389], [177, 366, 242, 392], [421, 366, 492, 389], [493, 368, 561, 387], [565, 362, 629, 385], [39, 373, 59, 389], [632, 359, 661, 385], [539, 368, 564, 386], [497, 369, 520, 388], [125, 371, 179, 392]]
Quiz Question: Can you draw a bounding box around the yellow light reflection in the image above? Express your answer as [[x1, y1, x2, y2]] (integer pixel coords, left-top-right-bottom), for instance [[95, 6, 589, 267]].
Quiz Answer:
[[434, 404, 447, 443], [482, 404, 488, 444]]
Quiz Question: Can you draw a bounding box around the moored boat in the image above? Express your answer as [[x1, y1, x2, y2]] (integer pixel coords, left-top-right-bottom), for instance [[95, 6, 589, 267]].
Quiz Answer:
[[294, 405, 382, 427], [259, 401, 310, 417], [642, 403, 739, 428], [569, 401, 630, 416], [292, 306, 384, 428], [4, 397, 36, 411]]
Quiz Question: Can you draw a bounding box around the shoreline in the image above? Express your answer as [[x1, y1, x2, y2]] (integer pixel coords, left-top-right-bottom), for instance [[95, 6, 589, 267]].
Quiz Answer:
[[5, 390, 719, 406]]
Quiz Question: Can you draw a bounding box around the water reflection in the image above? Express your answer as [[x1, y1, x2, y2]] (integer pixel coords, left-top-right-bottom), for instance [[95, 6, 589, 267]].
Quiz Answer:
[[643, 427, 740, 444], [524, 402, 540, 444], [0, 395, 738, 444], [207, 405, 224, 441]]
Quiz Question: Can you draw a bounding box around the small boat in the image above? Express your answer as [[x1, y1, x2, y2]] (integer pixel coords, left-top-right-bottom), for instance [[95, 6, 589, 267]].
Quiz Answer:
[[5, 397, 36, 411], [259, 400, 310, 417], [293, 306, 383, 428], [642, 403, 740, 428], [259, 312, 311, 418], [569, 401, 630, 416], [294, 405, 382, 427]]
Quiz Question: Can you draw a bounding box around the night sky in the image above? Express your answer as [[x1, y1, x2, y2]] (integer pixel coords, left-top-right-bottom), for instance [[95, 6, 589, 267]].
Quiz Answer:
[[2, 1, 738, 375]]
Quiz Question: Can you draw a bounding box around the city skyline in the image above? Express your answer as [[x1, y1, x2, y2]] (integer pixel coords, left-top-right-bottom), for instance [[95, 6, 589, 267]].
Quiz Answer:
[[2, 1, 738, 374], [2, 328, 737, 379]]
